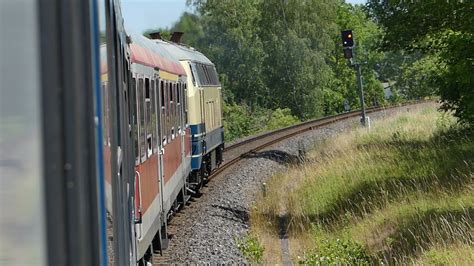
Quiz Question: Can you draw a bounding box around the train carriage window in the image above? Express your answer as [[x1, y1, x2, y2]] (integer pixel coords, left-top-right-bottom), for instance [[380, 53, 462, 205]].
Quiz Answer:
[[151, 80, 157, 152], [160, 80, 166, 146], [138, 78, 146, 161], [184, 84, 188, 125], [132, 78, 138, 162], [169, 82, 174, 102], [166, 82, 171, 143], [171, 83, 175, 140], [177, 83, 180, 104], [175, 82, 181, 133], [160, 80, 165, 108], [145, 78, 152, 158]]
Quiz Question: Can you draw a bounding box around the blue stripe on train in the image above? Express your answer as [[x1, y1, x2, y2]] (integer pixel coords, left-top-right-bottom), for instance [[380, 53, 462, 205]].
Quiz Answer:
[[189, 124, 224, 171]]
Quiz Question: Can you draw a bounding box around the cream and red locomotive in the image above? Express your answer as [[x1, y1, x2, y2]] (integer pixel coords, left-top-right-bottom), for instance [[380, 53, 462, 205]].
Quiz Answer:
[[101, 32, 224, 264]]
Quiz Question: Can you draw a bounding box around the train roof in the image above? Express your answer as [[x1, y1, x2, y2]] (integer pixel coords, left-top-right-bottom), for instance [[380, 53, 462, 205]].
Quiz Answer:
[[152, 40, 214, 66], [128, 32, 186, 76]]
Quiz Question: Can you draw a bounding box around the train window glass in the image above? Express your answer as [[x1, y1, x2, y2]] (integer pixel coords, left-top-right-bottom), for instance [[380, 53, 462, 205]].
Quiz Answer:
[[138, 78, 146, 161], [132, 78, 139, 162], [166, 82, 171, 143], [102, 84, 108, 147], [175, 84, 179, 131], [198, 64, 206, 85], [169, 82, 173, 102], [151, 80, 157, 152], [212, 67, 218, 85], [145, 78, 152, 158], [189, 63, 197, 85], [177, 83, 180, 104], [145, 80, 150, 99], [204, 65, 211, 85], [160, 80, 166, 146], [184, 84, 188, 125], [208, 66, 214, 84], [204, 65, 210, 85], [160, 80, 165, 107], [196, 64, 202, 85], [205, 65, 210, 85]]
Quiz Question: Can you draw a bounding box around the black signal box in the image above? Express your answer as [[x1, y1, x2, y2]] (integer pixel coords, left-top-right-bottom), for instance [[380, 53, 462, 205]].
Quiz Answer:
[[341, 30, 354, 48]]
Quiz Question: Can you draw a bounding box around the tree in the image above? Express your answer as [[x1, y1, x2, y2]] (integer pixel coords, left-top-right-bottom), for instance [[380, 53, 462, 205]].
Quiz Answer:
[[325, 2, 386, 114], [395, 55, 444, 99], [366, 0, 474, 124], [258, 0, 338, 118]]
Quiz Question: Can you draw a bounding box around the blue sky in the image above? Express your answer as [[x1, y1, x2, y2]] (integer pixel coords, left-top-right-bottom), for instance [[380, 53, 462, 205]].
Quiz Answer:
[[122, 0, 367, 34]]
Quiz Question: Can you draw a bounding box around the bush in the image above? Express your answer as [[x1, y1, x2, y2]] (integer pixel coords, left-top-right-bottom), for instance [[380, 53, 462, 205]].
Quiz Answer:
[[266, 108, 300, 131], [223, 103, 254, 141], [236, 234, 264, 263], [299, 238, 372, 265]]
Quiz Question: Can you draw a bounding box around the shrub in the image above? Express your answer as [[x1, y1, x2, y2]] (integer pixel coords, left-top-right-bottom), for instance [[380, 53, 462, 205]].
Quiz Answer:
[[266, 108, 300, 131], [299, 238, 372, 265], [236, 234, 264, 263]]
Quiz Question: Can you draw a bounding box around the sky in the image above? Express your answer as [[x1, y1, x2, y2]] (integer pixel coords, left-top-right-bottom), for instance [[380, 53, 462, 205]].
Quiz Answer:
[[121, 0, 367, 34]]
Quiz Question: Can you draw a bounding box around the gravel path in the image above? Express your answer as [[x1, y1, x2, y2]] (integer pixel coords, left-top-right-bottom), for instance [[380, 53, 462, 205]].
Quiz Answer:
[[156, 104, 431, 263]]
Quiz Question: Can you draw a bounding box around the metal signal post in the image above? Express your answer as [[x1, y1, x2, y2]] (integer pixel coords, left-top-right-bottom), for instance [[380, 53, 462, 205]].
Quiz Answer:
[[341, 29, 367, 126], [354, 62, 367, 126]]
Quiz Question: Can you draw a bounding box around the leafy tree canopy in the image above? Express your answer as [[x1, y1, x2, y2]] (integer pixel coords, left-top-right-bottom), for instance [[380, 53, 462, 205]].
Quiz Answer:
[[367, 0, 474, 124]]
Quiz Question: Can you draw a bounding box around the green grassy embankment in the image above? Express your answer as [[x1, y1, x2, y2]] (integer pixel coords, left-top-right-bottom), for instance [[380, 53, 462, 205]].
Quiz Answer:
[[248, 103, 473, 264]]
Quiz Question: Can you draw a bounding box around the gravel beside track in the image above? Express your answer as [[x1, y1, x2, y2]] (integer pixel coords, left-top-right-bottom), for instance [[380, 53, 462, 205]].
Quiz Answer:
[[155, 104, 431, 264]]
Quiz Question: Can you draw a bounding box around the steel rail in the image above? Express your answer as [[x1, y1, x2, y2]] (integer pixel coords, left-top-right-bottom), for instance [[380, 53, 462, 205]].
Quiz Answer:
[[210, 101, 424, 179]]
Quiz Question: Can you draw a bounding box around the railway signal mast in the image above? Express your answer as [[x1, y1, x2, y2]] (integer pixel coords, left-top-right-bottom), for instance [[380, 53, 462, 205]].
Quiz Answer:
[[341, 30, 367, 126]]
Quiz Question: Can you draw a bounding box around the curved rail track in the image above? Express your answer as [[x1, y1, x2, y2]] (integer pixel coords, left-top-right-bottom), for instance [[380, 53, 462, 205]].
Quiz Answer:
[[213, 102, 421, 180], [152, 101, 424, 264]]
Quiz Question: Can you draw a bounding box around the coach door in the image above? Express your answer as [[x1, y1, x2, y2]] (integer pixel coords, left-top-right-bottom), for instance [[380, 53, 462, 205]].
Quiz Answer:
[[156, 76, 166, 219]]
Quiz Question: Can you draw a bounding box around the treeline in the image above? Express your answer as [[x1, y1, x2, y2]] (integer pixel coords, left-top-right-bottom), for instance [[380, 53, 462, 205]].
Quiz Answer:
[[145, 0, 470, 140], [367, 0, 473, 125]]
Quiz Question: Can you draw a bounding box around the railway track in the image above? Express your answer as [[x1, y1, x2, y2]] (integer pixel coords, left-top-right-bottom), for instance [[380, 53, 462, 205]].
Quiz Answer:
[[152, 101, 423, 264], [212, 102, 420, 180]]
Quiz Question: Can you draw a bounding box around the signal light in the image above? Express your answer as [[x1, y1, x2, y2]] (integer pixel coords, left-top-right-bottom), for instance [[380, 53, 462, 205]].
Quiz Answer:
[[341, 30, 354, 48]]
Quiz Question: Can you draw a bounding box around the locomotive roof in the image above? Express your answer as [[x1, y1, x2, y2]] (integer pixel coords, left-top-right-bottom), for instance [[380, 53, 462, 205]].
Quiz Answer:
[[153, 39, 214, 66], [128, 32, 186, 76]]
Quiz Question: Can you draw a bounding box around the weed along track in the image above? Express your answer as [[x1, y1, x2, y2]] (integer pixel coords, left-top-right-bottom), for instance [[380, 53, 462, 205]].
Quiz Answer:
[[152, 102, 430, 263]]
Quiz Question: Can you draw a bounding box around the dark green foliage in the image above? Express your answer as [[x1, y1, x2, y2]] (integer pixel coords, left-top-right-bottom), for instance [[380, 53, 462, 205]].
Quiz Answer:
[[367, 0, 474, 124], [223, 104, 299, 141], [222, 103, 254, 141], [266, 108, 300, 131], [299, 238, 372, 265], [395, 55, 444, 99]]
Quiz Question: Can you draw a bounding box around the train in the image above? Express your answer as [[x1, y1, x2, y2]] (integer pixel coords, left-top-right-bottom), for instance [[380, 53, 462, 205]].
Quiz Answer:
[[1, 1, 223, 265]]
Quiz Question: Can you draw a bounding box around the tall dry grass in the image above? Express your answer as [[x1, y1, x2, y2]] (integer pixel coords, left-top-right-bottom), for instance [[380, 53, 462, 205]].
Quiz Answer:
[[250, 103, 473, 264]]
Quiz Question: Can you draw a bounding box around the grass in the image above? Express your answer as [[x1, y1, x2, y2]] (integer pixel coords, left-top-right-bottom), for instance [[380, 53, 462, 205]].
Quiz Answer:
[[236, 233, 265, 263], [249, 103, 474, 264]]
